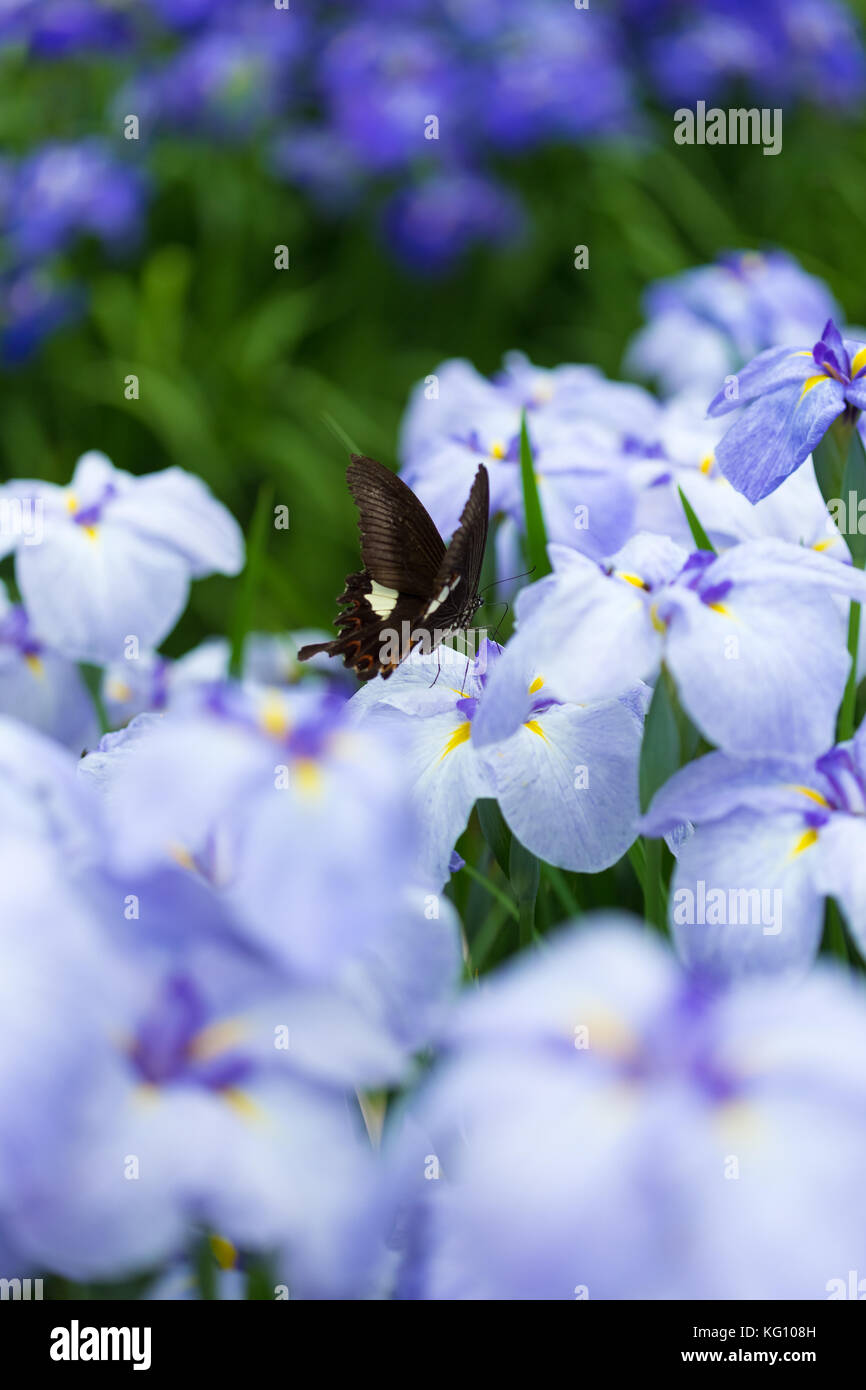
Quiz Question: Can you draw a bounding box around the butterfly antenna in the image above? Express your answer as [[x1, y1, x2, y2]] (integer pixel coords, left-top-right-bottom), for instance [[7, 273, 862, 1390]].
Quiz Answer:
[[490, 599, 510, 646], [480, 565, 536, 595], [428, 644, 443, 689]]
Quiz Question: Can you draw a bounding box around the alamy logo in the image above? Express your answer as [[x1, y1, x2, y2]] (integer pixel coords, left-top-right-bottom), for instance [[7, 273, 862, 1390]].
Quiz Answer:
[[674, 101, 782, 156], [0, 495, 43, 545], [0, 1277, 42, 1299], [672, 881, 782, 936], [826, 1270, 866, 1299], [49, 1321, 152, 1371]]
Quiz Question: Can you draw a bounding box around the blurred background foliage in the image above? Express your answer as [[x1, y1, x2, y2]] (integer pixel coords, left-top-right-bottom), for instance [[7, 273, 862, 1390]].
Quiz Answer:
[[2, 1, 866, 654]]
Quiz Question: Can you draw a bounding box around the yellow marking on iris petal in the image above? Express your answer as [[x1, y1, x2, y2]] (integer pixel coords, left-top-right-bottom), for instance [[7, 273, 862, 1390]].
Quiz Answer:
[[222, 1087, 263, 1122], [851, 345, 866, 377], [699, 454, 714, 475], [791, 827, 819, 858], [106, 677, 133, 702], [528, 675, 544, 694], [168, 841, 197, 872], [790, 350, 814, 358], [449, 687, 470, 698], [574, 1010, 637, 1061], [789, 784, 830, 807], [716, 1098, 757, 1144], [708, 602, 733, 618], [82, 525, 99, 542], [259, 690, 288, 737], [209, 1235, 238, 1270], [615, 570, 648, 590], [649, 602, 667, 634], [440, 721, 471, 759], [65, 492, 78, 514], [799, 374, 830, 401], [813, 536, 839, 552], [524, 719, 547, 741], [188, 1017, 246, 1062], [24, 653, 44, 679], [489, 440, 506, 459], [294, 757, 321, 796], [134, 1083, 160, 1105]]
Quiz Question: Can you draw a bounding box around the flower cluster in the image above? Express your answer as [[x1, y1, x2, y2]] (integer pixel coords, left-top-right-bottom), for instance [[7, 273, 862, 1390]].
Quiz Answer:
[[5, 245, 866, 1297], [2, 1, 865, 352]]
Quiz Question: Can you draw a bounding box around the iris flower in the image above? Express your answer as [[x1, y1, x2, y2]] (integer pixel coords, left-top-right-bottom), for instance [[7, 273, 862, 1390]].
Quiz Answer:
[[708, 318, 866, 502]]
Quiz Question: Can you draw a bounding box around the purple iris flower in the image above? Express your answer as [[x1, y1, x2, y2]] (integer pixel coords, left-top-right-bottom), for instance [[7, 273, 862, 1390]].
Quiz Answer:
[[0, 583, 97, 750], [641, 716, 866, 979], [637, 0, 865, 110], [80, 681, 462, 1068], [0, 451, 244, 664], [351, 638, 643, 884], [708, 318, 866, 502], [387, 917, 866, 1299], [383, 170, 525, 275], [473, 533, 866, 759], [5, 142, 147, 261], [626, 250, 841, 397], [0, 1, 132, 56], [318, 22, 466, 175], [0, 267, 85, 364]]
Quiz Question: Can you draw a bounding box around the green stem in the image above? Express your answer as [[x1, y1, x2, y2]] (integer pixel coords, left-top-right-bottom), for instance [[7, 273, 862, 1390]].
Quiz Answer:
[[80, 663, 110, 736], [823, 899, 850, 965], [459, 860, 519, 922], [544, 863, 580, 919], [838, 601, 861, 742], [509, 835, 540, 949], [643, 837, 667, 933]]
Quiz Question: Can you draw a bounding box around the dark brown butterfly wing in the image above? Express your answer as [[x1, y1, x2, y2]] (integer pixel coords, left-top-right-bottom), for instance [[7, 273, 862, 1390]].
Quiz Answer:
[[298, 458, 489, 681], [422, 464, 490, 630], [347, 454, 445, 593]]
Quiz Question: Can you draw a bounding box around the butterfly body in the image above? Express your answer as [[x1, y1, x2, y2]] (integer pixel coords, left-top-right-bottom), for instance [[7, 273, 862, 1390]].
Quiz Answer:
[[298, 455, 489, 681]]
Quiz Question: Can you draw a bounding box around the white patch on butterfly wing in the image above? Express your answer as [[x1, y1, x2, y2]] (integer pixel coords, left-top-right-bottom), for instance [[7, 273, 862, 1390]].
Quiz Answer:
[[425, 573, 461, 617], [368, 580, 400, 618]]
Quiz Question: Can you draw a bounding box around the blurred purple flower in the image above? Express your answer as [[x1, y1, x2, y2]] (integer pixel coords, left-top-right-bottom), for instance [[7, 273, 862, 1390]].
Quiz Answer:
[[0, 266, 85, 363], [0, 0, 131, 56], [626, 250, 841, 397], [383, 169, 524, 274], [389, 918, 866, 1298], [4, 141, 147, 261]]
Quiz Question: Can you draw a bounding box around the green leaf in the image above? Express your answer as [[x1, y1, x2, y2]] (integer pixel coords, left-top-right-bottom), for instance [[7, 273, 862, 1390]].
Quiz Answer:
[[477, 798, 512, 876], [544, 863, 580, 920], [677, 486, 716, 554], [230, 482, 274, 676], [320, 410, 361, 458], [817, 422, 866, 738], [79, 663, 109, 737], [519, 411, 551, 579], [840, 422, 866, 570], [509, 833, 540, 948], [638, 667, 700, 931], [640, 667, 684, 814], [821, 898, 851, 964], [459, 860, 519, 922], [812, 418, 851, 508]]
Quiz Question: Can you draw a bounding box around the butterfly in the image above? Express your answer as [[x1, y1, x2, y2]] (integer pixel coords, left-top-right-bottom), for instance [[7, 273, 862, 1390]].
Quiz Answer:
[[298, 454, 489, 681]]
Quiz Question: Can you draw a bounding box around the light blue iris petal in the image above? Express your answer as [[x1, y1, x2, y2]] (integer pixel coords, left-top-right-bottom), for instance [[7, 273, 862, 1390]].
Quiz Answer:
[[714, 377, 845, 502], [669, 811, 824, 980], [664, 581, 850, 756], [707, 345, 817, 418], [480, 699, 641, 872]]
